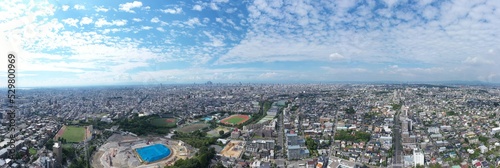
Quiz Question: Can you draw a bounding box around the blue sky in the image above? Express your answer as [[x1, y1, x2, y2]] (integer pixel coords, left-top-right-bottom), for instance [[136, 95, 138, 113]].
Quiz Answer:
[[1, 0, 500, 87]]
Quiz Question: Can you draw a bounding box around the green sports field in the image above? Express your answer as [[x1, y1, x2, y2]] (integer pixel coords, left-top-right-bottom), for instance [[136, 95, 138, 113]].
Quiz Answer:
[[61, 126, 86, 143], [226, 117, 245, 124]]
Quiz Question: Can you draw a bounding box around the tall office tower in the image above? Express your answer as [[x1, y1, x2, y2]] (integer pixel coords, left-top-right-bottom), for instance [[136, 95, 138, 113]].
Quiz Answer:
[[413, 148, 425, 167], [409, 120, 413, 131], [402, 120, 409, 132], [53, 142, 62, 167]]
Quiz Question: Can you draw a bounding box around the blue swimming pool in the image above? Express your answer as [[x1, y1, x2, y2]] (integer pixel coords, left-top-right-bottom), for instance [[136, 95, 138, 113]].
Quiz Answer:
[[136, 144, 171, 163]]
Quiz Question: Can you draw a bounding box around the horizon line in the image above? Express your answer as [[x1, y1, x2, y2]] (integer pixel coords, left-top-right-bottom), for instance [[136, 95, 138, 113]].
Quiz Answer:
[[1, 80, 499, 89]]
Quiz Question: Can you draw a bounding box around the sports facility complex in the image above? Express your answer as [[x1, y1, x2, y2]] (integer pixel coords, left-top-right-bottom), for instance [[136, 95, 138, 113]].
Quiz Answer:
[[92, 134, 192, 168]]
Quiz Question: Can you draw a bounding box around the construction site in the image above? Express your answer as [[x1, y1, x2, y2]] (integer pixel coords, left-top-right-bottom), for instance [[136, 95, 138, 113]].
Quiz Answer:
[[219, 140, 245, 159], [92, 133, 191, 168]]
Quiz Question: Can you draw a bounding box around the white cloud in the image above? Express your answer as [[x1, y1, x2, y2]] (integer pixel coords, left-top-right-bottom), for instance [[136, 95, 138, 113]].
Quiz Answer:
[[160, 21, 168, 26], [203, 18, 210, 24], [94, 18, 112, 27], [382, 0, 399, 8], [141, 26, 152, 30], [213, 0, 229, 3], [95, 6, 109, 12], [112, 20, 127, 26], [157, 27, 165, 32], [418, 0, 435, 7], [94, 18, 127, 27], [80, 17, 93, 25], [119, 1, 142, 13], [132, 18, 142, 22], [185, 17, 201, 27], [151, 17, 160, 23], [259, 72, 278, 78], [161, 7, 182, 14], [215, 18, 223, 23], [462, 56, 494, 65], [210, 3, 219, 10], [62, 18, 79, 27], [62, 5, 70, 11], [203, 31, 225, 47], [226, 8, 237, 13], [74, 4, 85, 10], [192, 5, 203, 11], [321, 67, 369, 74], [328, 53, 348, 61]]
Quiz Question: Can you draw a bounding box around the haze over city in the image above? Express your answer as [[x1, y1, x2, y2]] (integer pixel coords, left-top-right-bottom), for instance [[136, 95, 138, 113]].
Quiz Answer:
[[1, 0, 499, 87]]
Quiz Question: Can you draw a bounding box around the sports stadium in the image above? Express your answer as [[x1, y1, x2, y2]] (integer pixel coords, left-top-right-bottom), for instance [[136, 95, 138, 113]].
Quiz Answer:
[[92, 133, 192, 168]]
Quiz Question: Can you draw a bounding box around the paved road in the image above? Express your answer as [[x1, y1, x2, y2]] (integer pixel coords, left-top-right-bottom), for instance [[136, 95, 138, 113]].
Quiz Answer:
[[276, 107, 285, 159], [391, 109, 403, 168], [328, 107, 340, 159]]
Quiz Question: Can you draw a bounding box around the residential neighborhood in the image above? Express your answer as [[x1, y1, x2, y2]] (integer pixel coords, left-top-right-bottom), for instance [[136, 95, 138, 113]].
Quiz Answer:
[[0, 83, 499, 167]]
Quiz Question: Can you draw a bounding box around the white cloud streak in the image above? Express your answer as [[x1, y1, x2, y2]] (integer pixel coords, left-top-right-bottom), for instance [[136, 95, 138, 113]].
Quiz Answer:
[[118, 1, 142, 13]]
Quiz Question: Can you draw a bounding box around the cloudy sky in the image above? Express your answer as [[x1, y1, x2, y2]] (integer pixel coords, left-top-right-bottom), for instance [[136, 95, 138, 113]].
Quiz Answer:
[[1, 0, 499, 87]]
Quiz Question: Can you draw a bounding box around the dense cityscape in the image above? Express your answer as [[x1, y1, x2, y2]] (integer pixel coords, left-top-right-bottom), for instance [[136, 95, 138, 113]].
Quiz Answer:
[[0, 83, 499, 168], [2, 0, 500, 167]]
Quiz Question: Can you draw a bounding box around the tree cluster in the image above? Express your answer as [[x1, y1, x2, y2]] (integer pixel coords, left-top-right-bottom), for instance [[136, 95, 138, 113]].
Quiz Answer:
[[305, 137, 319, 156], [116, 115, 170, 136], [391, 104, 402, 111], [334, 130, 371, 142], [345, 107, 356, 114], [165, 146, 216, 168], [263, 101, 273, 112], [58, 137, 68, 144], [45, 139, 55, 150], [478, 136, 489, 144], [363, 112, 378, 119], [173, 130, 217, 148]]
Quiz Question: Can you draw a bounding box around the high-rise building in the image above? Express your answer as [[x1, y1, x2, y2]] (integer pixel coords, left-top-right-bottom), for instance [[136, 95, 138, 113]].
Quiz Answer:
[[409, 120, 413, 131], [402, 120, 408, 132], [40, 156, 55, 168], [413, 148, 425, 167], [53, 142, 62, 167]]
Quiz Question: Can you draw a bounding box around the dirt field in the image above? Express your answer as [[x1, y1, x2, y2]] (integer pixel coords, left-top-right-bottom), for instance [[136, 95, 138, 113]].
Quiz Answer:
[[206, 127, 232, 137], [85, 126, 92, 140], [220, 140, 245, 158], [54, 125, 67, 140], [220, 115, 250, 125]]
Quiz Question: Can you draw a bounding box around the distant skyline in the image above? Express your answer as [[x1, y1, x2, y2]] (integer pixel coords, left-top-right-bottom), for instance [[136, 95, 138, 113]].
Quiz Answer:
[[1, 0, 499, 87]]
